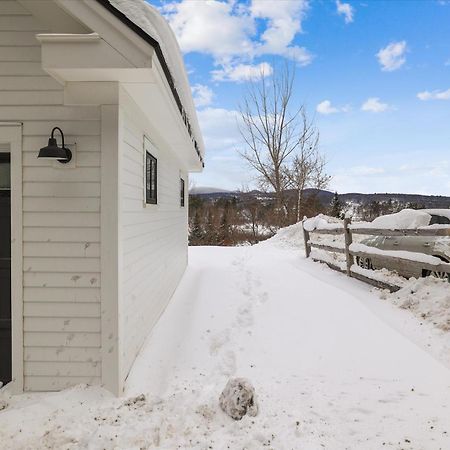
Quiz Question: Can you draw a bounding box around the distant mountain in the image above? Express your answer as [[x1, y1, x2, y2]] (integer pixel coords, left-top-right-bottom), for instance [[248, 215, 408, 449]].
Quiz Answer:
[[189, 186, 232, 195], [190, 188, 450, 209]]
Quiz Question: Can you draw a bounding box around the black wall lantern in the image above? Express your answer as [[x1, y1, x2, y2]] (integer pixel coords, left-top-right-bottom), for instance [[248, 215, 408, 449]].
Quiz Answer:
[[38, 127, 72, 164]]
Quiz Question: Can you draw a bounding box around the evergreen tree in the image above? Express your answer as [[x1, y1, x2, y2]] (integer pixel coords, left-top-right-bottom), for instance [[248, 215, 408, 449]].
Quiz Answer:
[[205, 208, 218, 245], [189, 210, 204, 245], [219, 201, 231, 245], [330, 192, 343, 218]]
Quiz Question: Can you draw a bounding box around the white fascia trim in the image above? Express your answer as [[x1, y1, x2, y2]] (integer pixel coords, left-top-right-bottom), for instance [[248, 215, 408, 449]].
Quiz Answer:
[[36, 32, 101, 43]]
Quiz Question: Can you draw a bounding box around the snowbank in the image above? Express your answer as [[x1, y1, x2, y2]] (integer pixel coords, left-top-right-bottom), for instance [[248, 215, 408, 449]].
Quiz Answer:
[[354, 209, 431, 229], [383, 277, 450, 332], [260, 222, 305, 249], [303, 214, 343, 232]]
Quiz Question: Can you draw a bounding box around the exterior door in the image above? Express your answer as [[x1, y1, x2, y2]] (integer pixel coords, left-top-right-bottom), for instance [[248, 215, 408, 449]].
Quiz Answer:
[[0, 152, 11, 386]]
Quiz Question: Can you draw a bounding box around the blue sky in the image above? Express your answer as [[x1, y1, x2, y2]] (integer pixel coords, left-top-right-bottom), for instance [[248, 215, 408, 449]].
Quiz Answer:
[[151, 0, 450, 195]]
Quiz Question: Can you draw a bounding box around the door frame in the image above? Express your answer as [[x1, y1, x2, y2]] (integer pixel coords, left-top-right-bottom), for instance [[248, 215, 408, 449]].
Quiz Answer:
[[0, 123, 23, 393]]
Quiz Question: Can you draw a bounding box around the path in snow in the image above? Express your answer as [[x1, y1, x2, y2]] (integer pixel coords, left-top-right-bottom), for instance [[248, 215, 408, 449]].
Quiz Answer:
[[0, 241, 449, 449]]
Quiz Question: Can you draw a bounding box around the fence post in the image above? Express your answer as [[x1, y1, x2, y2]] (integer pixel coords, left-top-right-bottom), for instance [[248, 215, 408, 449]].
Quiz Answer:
[[302, 218, 311, 258], [344, 217, 354, 276]]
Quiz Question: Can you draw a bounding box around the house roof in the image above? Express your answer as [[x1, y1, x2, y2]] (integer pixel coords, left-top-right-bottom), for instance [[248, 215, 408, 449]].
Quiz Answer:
[[95, 0, 204, 167]]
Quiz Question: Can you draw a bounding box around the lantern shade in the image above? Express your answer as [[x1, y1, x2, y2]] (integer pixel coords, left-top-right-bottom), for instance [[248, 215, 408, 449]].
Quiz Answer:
[[37, 128, 72, 163]]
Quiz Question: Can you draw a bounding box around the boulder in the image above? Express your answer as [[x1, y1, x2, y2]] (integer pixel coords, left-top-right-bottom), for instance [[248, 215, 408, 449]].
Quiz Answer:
[[219, 378, 258, 420]]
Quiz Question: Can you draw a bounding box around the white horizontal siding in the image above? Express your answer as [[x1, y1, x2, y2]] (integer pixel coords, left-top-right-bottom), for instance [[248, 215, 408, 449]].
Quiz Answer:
[[24, 376, 100, 392], [0, 2, 102, 391], [118, 89, 188, 383]]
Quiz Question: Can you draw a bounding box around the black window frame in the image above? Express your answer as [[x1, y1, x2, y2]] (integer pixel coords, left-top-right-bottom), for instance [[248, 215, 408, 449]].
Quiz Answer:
[[145, 151, 157, 205], [430, 214, 450, 225], [180, 177, 185, 207]]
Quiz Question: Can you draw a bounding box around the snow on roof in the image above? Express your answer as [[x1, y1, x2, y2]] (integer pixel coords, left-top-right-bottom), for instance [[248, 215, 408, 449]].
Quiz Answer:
[[368, 209, 431, 229], [422, 209, 450, 220], [106, 0, 205, 159]]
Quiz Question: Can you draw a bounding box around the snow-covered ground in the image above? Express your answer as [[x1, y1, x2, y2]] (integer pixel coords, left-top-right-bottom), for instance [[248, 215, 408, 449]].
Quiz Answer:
[[1, 227, 449, 449]]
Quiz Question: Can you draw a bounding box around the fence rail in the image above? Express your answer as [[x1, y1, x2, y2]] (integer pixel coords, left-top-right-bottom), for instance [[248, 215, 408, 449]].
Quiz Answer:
[[302, 217, 450, 292]]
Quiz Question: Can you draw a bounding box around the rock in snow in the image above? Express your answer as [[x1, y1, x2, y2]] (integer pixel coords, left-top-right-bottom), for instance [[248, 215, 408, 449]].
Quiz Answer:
[[219, 378, 258, 420]]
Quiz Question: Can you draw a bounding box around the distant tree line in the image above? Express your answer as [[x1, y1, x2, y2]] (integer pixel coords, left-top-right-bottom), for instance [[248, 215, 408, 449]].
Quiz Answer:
[[189, 190, 327, 246], [329, 192, 427, 221]]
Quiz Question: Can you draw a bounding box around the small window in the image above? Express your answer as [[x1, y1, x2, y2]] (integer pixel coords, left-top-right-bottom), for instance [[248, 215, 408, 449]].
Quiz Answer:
[[180, 178, 185, 207], [430, 214, 450, 225], [145, 151, 157, 204]]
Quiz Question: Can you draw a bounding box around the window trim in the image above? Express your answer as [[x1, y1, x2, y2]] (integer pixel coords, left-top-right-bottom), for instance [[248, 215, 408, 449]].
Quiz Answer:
[[145, 150, 157, 205], [180, 177, 185, 207]]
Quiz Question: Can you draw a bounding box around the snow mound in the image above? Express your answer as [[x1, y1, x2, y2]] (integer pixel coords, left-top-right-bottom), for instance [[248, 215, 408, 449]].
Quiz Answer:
[[219, 378, 258, 420], [386, 277, 450, 331], [261, 222, 304, 249], [303, 214, 343, 232], [364, 209, 431, 229]]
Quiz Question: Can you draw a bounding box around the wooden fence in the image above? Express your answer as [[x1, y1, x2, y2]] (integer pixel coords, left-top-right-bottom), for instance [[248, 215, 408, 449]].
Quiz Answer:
[[302, 217, 450, 292]]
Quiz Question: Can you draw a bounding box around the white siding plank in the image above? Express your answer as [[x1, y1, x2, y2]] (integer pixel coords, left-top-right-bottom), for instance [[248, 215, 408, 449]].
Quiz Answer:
[[24, 347, 101, 362], [0, 60, 44, 75], [24, 332, 101, 348], [24, 361, 101, 377], [23, 182, 100, 198], [24, 376, 101, 392], [0, 106, 99, 121], [24, 227, 100, 243], [0, 15, 46, 31], [0, 76, 61, 91], [24, 242, 100, 258], [0, 90, 64, 105], [24, 287, 100, 303], [24, 302, 101, 318], [23, 151, 100, 168], [24, 212, 100, 227], [23, 197, 100, 212], [0, 2, 30, 15], [23, 120, 100, 136], [24, 272, 100, 288], [24, 257, 100, 273], [23, 167, 100, 182], [0, 31, 39, 46], [0, 47, 41, 62], [23, 135, 100, 152], [24, 317, 101, 333]]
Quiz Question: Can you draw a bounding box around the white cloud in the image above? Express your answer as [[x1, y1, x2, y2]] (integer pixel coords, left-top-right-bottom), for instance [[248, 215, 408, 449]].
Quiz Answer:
[[197, 107, 242, 151], [161, 1, 254, 62], [348, 166, 385, 176], [417, 88, 450, 101], [316, 100, 339, 115], [251, 0, 313, 65], [376, 41, 407, 72], [162, 0, 313, 77], [211, 62, 273, 82], [361, 97, 389, 113], [316, 100, 351, 115], [336, 0, 354, 23], [191, 84, 214, 108]]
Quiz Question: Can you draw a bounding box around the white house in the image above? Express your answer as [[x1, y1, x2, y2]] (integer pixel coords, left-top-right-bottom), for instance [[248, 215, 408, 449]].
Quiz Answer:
[[0, 0, 204, 395]]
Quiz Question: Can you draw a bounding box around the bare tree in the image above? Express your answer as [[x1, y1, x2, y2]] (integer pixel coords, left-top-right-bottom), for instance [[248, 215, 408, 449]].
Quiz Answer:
[[238, 64, 328, 226], [285, 113, 331, 221], [238, 65, 300, 226]]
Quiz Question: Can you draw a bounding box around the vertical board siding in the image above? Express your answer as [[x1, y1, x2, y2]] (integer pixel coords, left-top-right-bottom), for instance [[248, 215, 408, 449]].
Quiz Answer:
[[0, 3, 102, 391], [119, 92, 188, 383]]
